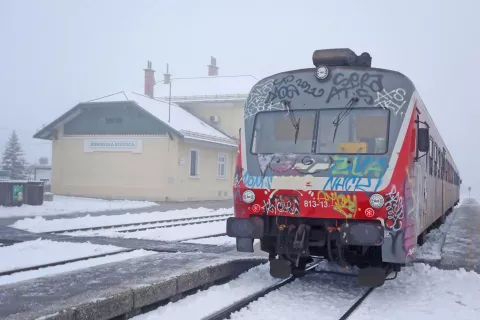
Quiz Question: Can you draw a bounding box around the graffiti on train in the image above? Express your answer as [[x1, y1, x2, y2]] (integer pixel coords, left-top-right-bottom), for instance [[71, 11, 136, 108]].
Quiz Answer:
[[258, 153, 297, 175], [257, 154, 333, 176], [326, 72, 384, 104], [264, 75, 324, 104], [323, 155, 388, 192], [235, 169, 273, 189], [317, 191, 358, 218], [330, 155, 388, 177], [295, 156, 333, 174], [384, 184, 404, 231], [374, 88, 407, 116], [244, 79, 284, 119], [263, 194, 301, 215], [244, 75, 324, 119], [243, 68, 414, 121]]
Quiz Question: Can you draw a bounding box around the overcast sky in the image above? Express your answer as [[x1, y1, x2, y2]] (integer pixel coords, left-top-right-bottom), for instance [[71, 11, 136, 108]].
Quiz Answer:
[[0, 0, 478, 195]]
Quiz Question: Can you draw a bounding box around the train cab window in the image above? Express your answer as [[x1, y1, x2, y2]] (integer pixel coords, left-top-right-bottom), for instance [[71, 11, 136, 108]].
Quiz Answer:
[[251, 110, 316, 154], [316, 108, 389, 154]]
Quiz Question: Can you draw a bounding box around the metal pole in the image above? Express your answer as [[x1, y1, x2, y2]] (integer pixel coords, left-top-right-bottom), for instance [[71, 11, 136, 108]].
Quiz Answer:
[[168, 81, 172, 123]]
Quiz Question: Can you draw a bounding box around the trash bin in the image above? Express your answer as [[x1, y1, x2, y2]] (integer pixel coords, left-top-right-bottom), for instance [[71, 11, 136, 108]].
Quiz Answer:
[[26, 182, 44, 206], [0, 181, 25, 207]]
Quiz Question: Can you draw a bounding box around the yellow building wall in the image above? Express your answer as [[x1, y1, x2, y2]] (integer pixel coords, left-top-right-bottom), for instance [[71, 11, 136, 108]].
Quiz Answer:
[[51, 134, 176, 201], [184, 104, 244, 140], [50, 131, 236, 202], [168, 140, 236, 201]]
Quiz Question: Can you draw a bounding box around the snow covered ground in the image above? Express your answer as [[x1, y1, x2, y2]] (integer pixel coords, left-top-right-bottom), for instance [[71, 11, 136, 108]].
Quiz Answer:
[[414, 197, 478, 262], [0, 195, 157, 218], [11, 207, 232, 233], [0, 249, 154, 286], [63, 220, 228, 242], [133, 261, 480, 320], [0, 238, 125, 272], [415, 208, 458, 261], [132, 263, 278, 320]]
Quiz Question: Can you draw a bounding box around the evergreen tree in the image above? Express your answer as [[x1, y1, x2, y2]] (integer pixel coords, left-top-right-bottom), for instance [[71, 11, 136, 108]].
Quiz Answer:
[[1, 130, 28, 180]]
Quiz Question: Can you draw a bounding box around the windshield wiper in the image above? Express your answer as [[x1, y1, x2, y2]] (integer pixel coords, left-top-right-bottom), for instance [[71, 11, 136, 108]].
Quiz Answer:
[[332, 97, 359, 142], [282, 100, 301, 144]]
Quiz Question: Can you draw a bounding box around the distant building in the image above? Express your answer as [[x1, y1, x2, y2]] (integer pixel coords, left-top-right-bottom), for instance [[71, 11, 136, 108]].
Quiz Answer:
[[33, 164, 52, 184], [0, 170, 11, 181], [33, 62, 257, 201]]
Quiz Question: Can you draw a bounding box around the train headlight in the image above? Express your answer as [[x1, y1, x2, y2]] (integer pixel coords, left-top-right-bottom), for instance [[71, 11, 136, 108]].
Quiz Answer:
[[242, 190, 255, 204], [369, 194, 384, 209]]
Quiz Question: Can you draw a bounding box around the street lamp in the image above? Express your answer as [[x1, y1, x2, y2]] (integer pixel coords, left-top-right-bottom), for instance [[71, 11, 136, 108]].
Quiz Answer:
[[163, 64, 172, 123]]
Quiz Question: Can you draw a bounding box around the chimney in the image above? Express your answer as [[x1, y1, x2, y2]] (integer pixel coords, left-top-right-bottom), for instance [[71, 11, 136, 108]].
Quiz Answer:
[[208, 56, 219, 76], [144, 61, 155, 98]]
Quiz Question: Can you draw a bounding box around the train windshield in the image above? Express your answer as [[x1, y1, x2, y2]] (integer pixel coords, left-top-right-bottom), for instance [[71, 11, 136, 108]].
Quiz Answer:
[[251, 108, 389, 155]]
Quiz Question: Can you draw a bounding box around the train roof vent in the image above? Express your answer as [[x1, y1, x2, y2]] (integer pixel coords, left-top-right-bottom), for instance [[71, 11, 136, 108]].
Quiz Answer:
[[312, 48, 372, 68]]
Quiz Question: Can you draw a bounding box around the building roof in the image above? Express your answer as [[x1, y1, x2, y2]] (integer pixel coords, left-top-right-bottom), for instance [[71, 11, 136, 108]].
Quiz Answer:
[[34, 91, 237, 148], [153, 75, 258, 102], [91, 91, 237, 146]]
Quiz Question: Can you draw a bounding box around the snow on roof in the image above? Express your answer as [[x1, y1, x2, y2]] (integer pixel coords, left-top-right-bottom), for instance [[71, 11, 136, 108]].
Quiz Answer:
[[89, 91, 237, 147], [153, 75, 258, 101]]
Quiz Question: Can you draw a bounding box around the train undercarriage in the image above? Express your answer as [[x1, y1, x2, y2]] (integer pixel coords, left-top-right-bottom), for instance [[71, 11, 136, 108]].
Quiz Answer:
[[228, 215, 401, 287]]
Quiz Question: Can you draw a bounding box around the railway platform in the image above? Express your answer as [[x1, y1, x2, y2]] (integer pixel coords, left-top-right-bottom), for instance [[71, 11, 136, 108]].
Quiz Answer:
[[0, 251, 264, 320], [441, 198, 480, 273]]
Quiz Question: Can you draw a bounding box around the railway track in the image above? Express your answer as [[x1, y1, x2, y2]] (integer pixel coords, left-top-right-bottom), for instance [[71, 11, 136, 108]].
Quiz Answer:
[[116, 217, 228, 233], [46, 213, 233, 234], [180, 233, 227, 242], [200, 262, 380, 320], [0, 248, 163, 277]]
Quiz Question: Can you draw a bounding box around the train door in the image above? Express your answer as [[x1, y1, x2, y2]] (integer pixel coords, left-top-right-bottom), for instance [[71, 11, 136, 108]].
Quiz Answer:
[[416, 111, 429, 234]]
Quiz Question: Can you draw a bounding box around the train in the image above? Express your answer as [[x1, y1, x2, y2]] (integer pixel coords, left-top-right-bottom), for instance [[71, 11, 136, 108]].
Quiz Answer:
[[226, 48, 461, 287]]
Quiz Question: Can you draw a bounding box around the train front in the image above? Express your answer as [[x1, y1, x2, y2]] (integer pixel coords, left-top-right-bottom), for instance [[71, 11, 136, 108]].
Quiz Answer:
[[227, 49, 417, 286]]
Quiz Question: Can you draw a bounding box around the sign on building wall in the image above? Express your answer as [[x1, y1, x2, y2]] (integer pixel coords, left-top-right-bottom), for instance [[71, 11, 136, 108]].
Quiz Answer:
[[84, 139, 143, 153]]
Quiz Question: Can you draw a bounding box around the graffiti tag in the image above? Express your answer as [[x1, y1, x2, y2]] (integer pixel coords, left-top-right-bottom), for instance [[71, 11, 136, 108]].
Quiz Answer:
[[330, 155, 388, 178], [385, 185, 404, 231], [317, 191, 358, 218], [263, 194, 300, 215], [326, 72, 384, 104], [238, 170, 273, 189], [374, 88, 407, 116]]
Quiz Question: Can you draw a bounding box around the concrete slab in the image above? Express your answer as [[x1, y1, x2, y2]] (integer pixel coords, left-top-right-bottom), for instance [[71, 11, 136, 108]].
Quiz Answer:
[[441, 199, 480, 273], [0, 251, 265, 320]]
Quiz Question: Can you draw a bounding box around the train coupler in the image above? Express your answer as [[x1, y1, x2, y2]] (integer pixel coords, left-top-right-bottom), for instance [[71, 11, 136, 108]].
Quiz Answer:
[[276, 224, 311, 256], [293, 224, 311, 251]]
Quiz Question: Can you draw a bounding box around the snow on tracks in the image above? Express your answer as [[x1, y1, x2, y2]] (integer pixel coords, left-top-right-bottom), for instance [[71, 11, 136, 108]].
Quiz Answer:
[[10, 207, 233, 233], [0, 195, 157, 218]]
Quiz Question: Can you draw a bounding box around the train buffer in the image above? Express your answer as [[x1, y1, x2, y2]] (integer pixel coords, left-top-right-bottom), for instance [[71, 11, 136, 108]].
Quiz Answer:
[[441, 198, 480, 273]]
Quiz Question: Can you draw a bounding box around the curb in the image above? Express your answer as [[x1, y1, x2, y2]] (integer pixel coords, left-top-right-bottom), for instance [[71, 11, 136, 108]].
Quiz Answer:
[[4, 258, 266, 320]]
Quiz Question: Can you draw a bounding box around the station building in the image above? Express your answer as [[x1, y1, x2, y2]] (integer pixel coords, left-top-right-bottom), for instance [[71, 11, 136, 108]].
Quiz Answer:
[[33, 63, 257, 202]]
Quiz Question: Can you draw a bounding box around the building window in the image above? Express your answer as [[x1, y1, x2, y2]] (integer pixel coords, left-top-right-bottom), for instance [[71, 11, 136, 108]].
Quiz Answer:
[[218, 153, 227, 178], [190, 149, 199, 177], [105, 117, 123, 124]]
